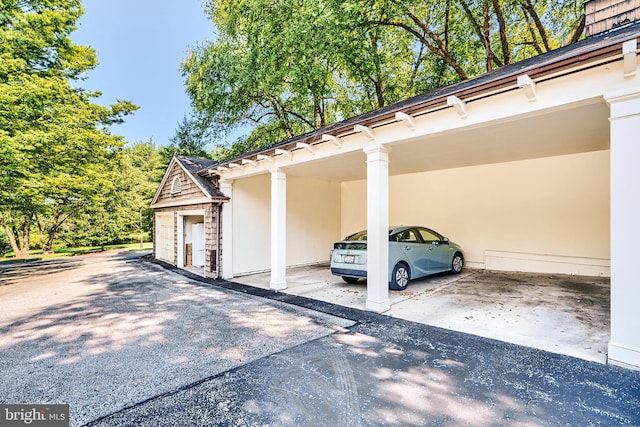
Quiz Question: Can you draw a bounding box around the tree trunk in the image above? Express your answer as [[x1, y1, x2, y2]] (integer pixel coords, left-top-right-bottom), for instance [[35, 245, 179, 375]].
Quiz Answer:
[[521, 0, 551, 52], [484, 0, 492, 72], [35, 214, 53, 254], [457, 0, 503, 68], [492, 0, 510, 64], [0, 217, 28, 258], [21, 218, 31, 254], [45, 232, 56, 255]]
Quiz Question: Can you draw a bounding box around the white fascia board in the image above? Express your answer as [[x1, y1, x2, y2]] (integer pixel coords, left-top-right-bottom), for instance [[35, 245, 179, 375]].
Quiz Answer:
[[206, 59, 631, 183], [151, 196, 217, 209]]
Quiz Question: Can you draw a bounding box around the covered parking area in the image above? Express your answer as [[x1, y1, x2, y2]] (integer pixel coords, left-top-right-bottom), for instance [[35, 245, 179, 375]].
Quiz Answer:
[[207, 25, 640, 369], [232, 265, 611, 364]]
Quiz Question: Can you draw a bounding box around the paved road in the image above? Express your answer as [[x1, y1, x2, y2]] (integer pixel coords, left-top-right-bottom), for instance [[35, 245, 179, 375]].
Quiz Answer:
[[1, 251, 639, 426]]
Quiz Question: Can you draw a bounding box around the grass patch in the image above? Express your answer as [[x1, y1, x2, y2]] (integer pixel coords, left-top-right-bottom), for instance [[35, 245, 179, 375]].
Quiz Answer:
[[1, 242, 152, 263]]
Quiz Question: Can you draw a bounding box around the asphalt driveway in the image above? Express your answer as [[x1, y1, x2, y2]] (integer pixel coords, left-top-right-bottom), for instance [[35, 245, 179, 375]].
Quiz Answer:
[[0, 251, 352, 426], [1, 251, 638, 426]]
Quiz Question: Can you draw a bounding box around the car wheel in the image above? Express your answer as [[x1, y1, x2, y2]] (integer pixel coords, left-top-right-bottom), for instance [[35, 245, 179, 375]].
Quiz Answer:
[[342, 276, 359, 284], [390, 263, 410, 290], [451, 252, 464, 274]]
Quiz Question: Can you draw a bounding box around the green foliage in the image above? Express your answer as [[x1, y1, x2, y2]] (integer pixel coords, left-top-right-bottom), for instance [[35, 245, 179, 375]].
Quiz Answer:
[[0, 0, 138, 257], [56, 140, 163, 248], [119, 141, 164, 240], [0, 229, 9, 256], [159, 115, 212, 166], [184, 0, 584, 160]]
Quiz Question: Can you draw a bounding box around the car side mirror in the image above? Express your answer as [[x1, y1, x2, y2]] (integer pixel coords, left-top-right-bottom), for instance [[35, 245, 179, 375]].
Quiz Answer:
[[443, 237, 449, 242]]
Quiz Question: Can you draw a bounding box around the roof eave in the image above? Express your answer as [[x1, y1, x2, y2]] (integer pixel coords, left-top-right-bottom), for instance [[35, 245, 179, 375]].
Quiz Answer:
[[214, 23, 640, 168]]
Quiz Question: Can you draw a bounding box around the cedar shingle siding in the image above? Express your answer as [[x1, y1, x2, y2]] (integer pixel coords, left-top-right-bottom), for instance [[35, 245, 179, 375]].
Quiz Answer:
[[157, 165, 205, 203], [152, 156, 225, 279]]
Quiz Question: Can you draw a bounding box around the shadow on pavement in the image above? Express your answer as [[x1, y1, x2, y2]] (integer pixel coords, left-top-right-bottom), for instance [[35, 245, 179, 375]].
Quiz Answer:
[[0, 255, 348, 426]]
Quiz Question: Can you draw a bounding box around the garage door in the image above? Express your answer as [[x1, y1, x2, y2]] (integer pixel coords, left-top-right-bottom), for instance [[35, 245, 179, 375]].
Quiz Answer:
[[155, 214, 175, 263]]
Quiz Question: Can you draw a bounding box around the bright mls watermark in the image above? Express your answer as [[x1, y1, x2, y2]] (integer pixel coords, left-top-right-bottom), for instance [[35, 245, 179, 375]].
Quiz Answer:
[[1, 405, 69, 426]]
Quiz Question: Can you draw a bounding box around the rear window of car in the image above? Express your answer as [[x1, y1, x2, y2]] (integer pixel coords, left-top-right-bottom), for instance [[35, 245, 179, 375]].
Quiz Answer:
[[344, 228, 398, 242], [345, 231, 368, 241]]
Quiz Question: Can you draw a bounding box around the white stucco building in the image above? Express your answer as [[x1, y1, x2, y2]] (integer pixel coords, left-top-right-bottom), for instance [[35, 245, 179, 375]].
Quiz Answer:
[[153, 5, 640, 370]]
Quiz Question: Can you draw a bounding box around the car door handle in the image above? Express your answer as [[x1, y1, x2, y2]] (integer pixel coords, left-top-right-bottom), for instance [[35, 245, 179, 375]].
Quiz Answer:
[[403, 246, 411, 251]]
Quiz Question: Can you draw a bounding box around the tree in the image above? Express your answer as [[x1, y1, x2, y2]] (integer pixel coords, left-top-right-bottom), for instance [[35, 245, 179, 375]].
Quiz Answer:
[[356, 0, 584, 79], [185, 0, 423, 153], [184, 0, 348, 151], [120, 140, 164, 245], [158, 115, 211, 167], [0, 0, 137, 257], [55, 140, 163, 250], [183, 0, 586, 159]]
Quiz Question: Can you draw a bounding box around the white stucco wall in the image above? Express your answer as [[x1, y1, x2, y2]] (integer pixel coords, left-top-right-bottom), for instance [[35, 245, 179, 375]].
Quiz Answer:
[[286, 176, 342, 267], [341, 150, 610, 276], [232, 173, 341, 275], [232, 174, 271, 275]]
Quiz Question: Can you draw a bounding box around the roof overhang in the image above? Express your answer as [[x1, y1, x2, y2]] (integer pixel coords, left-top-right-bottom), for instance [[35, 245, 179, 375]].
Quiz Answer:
[[151, 155, 229, 207], [207, 23, 638, 183], [151, 196, 227, 210]]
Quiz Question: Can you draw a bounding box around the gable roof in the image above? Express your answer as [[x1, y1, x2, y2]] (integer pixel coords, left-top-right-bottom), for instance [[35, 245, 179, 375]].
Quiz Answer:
[[208, 21, 640, 172], [151, 155, 227, 208], [175, 155, 223, 197]]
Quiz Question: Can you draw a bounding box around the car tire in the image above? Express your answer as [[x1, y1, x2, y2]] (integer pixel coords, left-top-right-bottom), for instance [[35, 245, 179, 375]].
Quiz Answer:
[[342, 276, 359, 284], [390, 263, 410, 290], [451, 252, 464, 274]]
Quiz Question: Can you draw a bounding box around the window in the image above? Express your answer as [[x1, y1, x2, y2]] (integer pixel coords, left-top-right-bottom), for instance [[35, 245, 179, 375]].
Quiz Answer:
[[170, 176, 182, 194], [417, 228, 441, 243], [396, 229, 419, 243]]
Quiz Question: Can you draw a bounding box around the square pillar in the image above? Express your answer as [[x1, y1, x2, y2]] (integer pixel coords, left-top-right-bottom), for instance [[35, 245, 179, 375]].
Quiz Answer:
[[364, 144, 391, 312], [270, 168, 287, 290], [605, 87, 640, 370], [220, 180, 234, 279]]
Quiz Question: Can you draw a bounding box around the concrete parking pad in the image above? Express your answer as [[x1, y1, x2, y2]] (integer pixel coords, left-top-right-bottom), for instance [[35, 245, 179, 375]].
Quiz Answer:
[[232, 264, 610, 363], [0, 252, 352, 426]]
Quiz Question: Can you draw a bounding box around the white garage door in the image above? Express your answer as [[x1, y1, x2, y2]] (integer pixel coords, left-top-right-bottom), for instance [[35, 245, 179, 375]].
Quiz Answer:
[[155, 214, 175, 263]]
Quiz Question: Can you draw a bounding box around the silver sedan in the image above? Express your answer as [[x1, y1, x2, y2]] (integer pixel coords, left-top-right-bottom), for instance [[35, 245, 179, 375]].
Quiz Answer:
[[330, 226, 464, 290]]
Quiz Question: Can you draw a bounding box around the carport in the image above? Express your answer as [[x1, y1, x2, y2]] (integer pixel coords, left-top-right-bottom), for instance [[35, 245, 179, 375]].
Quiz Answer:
[[231, 265, 611, 364], [206, 24, 640, 369]]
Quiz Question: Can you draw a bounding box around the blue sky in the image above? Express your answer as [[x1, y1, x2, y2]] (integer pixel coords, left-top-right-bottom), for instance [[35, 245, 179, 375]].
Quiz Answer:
[[72, 1, 215, 147]]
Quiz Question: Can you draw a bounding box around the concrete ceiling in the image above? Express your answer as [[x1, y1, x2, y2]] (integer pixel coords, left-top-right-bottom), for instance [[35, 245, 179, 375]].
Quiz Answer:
[[285, 99, 611, 182]]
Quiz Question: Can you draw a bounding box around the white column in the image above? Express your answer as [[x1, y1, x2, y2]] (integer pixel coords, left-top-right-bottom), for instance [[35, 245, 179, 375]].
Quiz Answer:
[[270, 168, 287, 290], [605, 87, 640, 370], [220, 180, 234, 279], [364, 144, 391, 312]]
